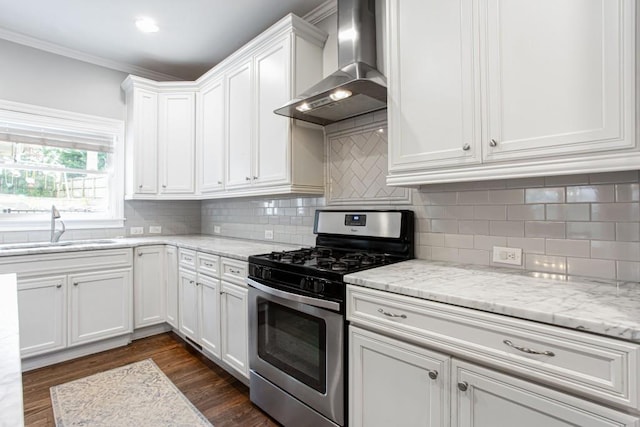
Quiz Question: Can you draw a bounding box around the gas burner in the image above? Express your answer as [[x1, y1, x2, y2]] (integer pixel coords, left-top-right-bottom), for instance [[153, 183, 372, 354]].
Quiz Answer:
[[361, 254, 385, 266], [331, 262, 348, 272], [339, 258, 361, 269], [316, 257, 335, 268], [310, 247, 332, 258]]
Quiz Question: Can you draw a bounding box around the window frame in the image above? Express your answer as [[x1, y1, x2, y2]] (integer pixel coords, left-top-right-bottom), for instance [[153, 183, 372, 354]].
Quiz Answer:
[[0, 100, 125, 231]]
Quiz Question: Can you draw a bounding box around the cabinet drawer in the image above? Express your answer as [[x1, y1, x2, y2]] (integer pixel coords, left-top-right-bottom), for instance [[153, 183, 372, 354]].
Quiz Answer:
[[197, 252, 220, 277], [347, 285, 640, 410], [220, 258, 247, 286], [0, 249, 133, 277], [178, 249, 196, 269]]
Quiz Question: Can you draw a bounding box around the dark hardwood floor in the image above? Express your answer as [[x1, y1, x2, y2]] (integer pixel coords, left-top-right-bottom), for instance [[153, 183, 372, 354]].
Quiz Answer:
[[21, 332, 279, 427]]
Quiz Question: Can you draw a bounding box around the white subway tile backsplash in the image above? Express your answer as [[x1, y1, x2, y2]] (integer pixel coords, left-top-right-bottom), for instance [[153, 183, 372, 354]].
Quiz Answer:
[[566, 222, 615, 240], [591, 240, 640, 262], [474, 205, 507, 220], [546, 204, 590, 221], [431, 220, 458, 233], [444, 234, 475, 249], [525, 254, 567, 274], [566, 185, 615, 203], [505, 237, 546, 254], [490, 221, 525, 237], [458, 190, 489, 205], [432, 247, 460, 262], [488, 189, 525, 204], [592, 203, 640, 222], [568, 258, 616, 280], [459, 249, 491, 266], [616, 223, 640, 242], [507, 204, 545, 220], [525, 188, 565, 203], [615, 183, 640, 202], [525, 221, 565, 238], [459, 220, 489, 235], [474, 235, 507, 251], [617, 261, 640, 282], [546, 239, 591, 258]]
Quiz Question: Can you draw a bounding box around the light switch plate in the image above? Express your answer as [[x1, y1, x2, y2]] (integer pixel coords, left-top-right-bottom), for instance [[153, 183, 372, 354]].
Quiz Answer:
[[130, 227, 144, 235], [492, 246, 522, 266], [265, 230, 274, 240], [149, 226, 162, 234]]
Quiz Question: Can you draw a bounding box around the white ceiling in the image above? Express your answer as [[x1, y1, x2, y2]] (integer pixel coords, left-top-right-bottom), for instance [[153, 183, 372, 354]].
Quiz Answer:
[[0, 0, 330, 80]]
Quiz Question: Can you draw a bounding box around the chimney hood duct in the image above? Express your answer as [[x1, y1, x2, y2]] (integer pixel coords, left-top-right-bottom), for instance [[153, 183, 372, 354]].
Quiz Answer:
[[274, 0, 386, 126]]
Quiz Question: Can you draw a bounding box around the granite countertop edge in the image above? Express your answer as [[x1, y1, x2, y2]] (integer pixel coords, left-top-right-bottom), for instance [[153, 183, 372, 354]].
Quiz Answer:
[[345, 259, 640, 344]]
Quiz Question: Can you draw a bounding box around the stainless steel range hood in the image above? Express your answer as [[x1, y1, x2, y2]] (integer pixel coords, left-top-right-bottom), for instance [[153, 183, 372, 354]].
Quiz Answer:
[[274, 0, 386, 126]]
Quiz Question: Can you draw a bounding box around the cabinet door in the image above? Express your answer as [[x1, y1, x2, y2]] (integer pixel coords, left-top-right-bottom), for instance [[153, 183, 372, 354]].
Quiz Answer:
[[226, 60, 253, 188], [158, 92, 196, 194], [350, 326, 449, 427], [131, 88, 158, 194], [254, 37, 290, 186], [165, 245, 179, 328], [197, 79, 226, 194], [452, 359, 640, 427], [199, 274, 221, 358], [482, 0, 636, 162], [133, 245, 166, 328], [220, 281, 249, 378], [68, 269, 132, 346], [387, 0, 481, 173], [17, 276, 66, 357], [178, 268, 198, 342]]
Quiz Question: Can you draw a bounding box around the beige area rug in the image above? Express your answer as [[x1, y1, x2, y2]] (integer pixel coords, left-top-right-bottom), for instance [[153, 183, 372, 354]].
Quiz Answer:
[[50, 359, 213, 427]]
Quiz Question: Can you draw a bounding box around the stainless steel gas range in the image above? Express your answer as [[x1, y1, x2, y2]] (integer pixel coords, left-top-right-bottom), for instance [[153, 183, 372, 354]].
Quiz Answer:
[[247, 210, 414, 427]]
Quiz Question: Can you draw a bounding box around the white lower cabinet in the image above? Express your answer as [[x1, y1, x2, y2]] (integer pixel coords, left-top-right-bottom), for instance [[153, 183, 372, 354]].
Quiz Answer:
[[177, 251, 249, 379], [199, 274, 221, 358], [165, 245, 179, 328], [452, 360, 639, 427], [347, 285, 640, 426], [220, 280, 248, 377], [17, 275, 67, 357], [349, 326, 449, 427], [133, 245, 166, 328], [68, 269, 132, 346]]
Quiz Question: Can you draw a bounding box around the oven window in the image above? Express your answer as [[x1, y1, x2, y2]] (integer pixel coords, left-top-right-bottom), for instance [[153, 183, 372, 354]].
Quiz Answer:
[[257, 298, 326, 393]]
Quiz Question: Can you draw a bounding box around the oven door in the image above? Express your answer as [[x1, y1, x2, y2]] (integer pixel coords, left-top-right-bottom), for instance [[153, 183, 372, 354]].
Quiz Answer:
[[248, 278, 344, 426]]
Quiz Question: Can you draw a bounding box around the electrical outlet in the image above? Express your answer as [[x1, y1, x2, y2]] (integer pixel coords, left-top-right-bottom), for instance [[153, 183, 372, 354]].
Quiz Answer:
[[130, 227, 144, 235], [213, 225, 221, 234], [265, 230, 274, 240], [149, 226, 162, 234], [492, 246, 522, 266]]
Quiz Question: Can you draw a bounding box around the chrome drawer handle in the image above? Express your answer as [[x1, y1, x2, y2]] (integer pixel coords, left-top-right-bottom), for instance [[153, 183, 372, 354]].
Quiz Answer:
[[489, 138, 498, 147], [503, 339, 555, 357], [229, 268, 241, 274], [204, 262, 214, 267], [184, 257, 193, 262], [378, 308, 407, 319]]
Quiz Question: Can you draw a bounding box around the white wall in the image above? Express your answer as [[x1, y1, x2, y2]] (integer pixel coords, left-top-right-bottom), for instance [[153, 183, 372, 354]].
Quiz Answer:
[[0, 39, 127, 120]]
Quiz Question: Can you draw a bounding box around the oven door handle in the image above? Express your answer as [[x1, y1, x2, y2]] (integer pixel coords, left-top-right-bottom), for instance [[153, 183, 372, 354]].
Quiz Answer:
[[247, 278, 341, 312]]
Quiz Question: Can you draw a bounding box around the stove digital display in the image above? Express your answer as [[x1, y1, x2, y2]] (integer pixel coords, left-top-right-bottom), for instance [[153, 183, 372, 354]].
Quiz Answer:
[[345, 214, 366, 226]]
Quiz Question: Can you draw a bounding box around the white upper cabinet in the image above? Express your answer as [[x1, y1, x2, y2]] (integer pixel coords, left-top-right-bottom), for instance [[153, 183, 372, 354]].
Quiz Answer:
[[158, 92, 195, 194], [197, 79, 226, 194], [226, 59, 254, 189], [387, 0, 481, 171], [387, 0, 638, 186], [122, 77, 196, 199], [482, 0, 636, 162], [124, 87, 158, 195], [123, 14, 327, 200]]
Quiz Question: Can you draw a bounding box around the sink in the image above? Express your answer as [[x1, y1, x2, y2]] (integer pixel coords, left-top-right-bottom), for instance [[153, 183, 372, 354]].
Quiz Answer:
[[0, 239, 120, 250]]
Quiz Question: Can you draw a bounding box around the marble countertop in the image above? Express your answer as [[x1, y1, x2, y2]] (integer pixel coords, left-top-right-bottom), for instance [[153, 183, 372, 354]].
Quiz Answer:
[[0, 235, 298, 261], [345, 259, 640, 343], [0, 273, 24, 427]]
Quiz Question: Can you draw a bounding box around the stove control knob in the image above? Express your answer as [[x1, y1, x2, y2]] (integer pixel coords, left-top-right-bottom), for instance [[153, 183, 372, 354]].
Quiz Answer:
[[261, 268, 272, 280], [250, 265, 261, 278], [312, 279, 326, 294]]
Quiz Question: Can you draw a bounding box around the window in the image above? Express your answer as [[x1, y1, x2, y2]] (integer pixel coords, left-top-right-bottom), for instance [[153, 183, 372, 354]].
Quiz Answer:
[[0, 101, 124, 230]]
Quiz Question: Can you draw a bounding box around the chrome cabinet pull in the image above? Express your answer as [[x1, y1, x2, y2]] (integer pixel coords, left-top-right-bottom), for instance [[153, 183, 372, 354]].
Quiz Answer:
[[73, 282, 79, 286], [377, 308, 407, 319], [253, 176, 258, 180], [229, 268, 241, 274], [189, 280, 195, 284], [217, 181, 222, 185], [462, 143, 471, 151], [503, 339, 555, 357], [245, 177, 251, 181], [489, 138, 498, 147], [138, 184, 143, 189], [162, 184, 167, 188], [56, 283, 62, 289], [138, 252, 143, 257], [457, 381, 469, 392], [204, 262, 213, 267], [428, 370, 438, 380]]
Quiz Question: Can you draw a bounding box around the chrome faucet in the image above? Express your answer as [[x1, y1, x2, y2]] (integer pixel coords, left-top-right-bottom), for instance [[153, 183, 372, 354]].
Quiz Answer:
[[50, 205, 66, 243]]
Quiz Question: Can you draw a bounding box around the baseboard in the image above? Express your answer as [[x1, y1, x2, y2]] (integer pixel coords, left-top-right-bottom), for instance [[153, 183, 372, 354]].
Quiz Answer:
[[131, 323, 172, 340], [22, 335, 132, 372]]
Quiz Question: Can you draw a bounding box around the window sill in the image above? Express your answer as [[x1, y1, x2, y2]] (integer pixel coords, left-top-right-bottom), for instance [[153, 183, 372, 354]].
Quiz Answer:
[[0, 218, 125, 232]]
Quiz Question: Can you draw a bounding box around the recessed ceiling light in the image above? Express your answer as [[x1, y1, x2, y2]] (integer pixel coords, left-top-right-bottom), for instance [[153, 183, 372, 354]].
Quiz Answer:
[[136, 17, 159, 33]]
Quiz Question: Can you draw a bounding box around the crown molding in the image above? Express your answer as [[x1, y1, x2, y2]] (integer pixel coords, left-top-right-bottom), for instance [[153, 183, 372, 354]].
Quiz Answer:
[[303, 0, 337, 24], [0, 27, 182, 81]]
